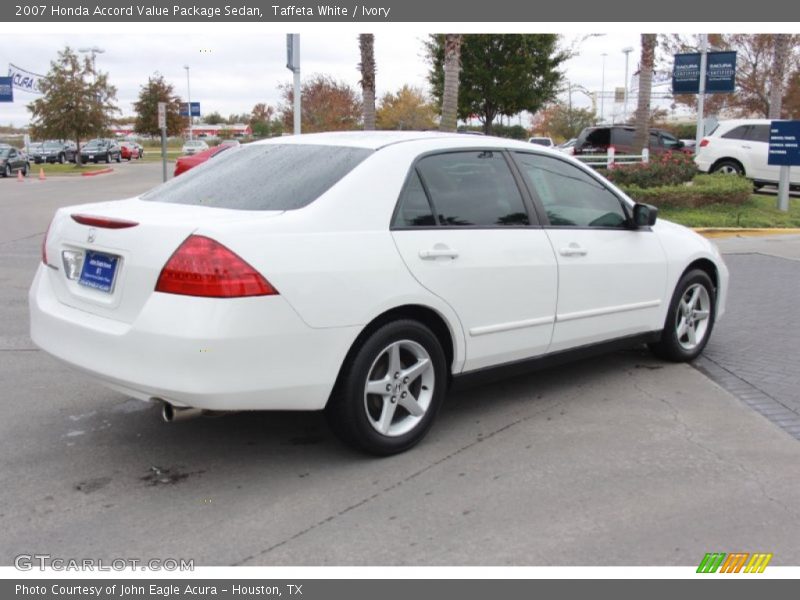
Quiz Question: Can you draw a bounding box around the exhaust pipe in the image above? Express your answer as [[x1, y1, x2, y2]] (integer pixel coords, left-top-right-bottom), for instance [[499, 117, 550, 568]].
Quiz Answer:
[[160, 402, 204, 423]]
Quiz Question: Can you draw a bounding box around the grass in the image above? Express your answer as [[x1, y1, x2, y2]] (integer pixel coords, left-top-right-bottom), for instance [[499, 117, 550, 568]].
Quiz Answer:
[[31, 163, 113, 176], [659, 194, 800, 228]]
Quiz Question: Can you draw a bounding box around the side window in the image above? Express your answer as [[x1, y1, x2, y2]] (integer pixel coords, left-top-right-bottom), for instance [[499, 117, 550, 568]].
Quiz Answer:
[[722, 125, 751, 140], [612, 128, 634, 148], [661, 133, 681, 148], [393, 170, 436, 227], [416, 151, 530, 227], [746, 124, 770, 143], [514, 152, 629, 229], [649, 131, 661, 147]]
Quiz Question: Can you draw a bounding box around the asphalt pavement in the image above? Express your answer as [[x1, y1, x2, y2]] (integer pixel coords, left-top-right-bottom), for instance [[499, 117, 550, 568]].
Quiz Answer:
[[1, 164, 798, 566]]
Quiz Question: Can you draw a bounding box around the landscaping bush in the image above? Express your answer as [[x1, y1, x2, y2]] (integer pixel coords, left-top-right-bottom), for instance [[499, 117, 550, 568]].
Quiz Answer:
[[619, 174, 753, 208], [603, 150, 697, 188]]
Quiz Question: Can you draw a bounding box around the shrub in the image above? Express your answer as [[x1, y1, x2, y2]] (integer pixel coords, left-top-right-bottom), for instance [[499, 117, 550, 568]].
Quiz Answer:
[[619, 174, 752, 208], [602, 151, 697, 188]]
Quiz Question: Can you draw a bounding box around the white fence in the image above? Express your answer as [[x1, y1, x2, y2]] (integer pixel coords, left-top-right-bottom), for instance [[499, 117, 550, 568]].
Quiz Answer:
[[575, 147, 649, 169]]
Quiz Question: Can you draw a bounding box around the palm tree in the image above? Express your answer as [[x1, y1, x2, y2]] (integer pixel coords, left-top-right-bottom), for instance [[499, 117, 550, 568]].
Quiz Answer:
[[632, 34, 657, 153], [358, 34, 376, 130], [440, 34, 462, 132], [768, 34, 790, 119]]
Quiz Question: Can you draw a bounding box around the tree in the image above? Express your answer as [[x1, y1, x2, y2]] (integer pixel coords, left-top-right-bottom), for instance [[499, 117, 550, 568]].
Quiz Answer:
[[376, 85, 437, 130], [249, 102, 283, 138], [428, 34, 567, 134], [132, 73, 183, 137], [28, 46, 118, 164], [439, 34, 462, 132], [768, 34, 791, 119], [530, 103, 596, 141], [633, 34, 657, 152], [279, 74, 361, 133], [358, 34, 376, 130], [660, 34, 800, 118], [204, 111, 226, 125]]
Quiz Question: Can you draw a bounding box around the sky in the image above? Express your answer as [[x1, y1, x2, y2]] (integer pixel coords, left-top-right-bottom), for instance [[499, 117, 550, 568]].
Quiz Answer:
[[0, 30, 658, 128]]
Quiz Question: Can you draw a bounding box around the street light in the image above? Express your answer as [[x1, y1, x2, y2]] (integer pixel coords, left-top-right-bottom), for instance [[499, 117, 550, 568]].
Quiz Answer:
[[184, 65, 192, 141], [622, 46, 634, 122], [78, 46, 105, 83], [600, 53, 608, 124]]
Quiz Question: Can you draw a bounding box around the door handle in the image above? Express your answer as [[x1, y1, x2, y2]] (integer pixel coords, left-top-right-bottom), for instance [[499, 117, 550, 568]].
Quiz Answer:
[[559, 244, 588, 257], [741, 145, 751, 149], [419, 246, 459, 260]]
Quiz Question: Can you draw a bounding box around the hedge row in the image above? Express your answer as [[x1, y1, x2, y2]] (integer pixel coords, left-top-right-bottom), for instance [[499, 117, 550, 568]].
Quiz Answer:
[[619, 174, 752, 208]]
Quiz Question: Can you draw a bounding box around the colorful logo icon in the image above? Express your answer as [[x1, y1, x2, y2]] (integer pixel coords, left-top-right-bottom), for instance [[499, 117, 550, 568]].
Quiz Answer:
[[697, 552, 772, 573]]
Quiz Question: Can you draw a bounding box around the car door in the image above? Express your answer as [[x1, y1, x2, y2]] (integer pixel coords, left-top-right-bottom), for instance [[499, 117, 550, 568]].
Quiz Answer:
[[8, 148, 21, 172], [511, 151, 667, 353], [391, 149, 558, 372]]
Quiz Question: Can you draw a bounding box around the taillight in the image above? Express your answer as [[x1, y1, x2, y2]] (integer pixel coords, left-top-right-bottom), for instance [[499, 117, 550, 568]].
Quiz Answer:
[[699, 138, 710, 148], [71, 214, 139, 229], [155, 235, 277, 298], [42, 219, 52, 265]]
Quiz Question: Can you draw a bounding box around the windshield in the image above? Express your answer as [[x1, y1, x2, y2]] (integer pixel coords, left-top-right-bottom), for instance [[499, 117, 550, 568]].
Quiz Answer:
[[142, 143, 373, 211], [44, 142, 61, 149], [0, 148, 10, 158]]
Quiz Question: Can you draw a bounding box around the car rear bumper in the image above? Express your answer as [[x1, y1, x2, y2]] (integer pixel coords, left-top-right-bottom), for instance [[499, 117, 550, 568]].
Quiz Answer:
[[29, 265, 358, 411]]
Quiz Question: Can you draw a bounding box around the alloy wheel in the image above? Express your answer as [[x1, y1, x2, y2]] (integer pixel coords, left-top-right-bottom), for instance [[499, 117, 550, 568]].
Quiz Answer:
[[675, 283, 711, 351]]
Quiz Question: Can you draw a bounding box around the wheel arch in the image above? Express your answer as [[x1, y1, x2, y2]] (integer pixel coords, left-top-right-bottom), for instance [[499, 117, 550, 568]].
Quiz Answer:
[[683, 258, 719, 292], [710, 157, 746, 176], [327, 304, 457, 407]]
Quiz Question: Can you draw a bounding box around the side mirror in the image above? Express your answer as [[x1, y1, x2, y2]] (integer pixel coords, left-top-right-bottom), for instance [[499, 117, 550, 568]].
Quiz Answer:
[[633, 203, 658, 228], [675, 140, 685, 149]]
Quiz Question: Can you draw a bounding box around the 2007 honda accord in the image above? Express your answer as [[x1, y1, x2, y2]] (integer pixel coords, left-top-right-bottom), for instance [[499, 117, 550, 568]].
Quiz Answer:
[[30, 132, 728, 455]]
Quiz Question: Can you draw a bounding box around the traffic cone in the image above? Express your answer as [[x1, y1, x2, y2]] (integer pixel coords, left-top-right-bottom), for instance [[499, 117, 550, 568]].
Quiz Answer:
[[39, 168, 46, 181], [17, 169, 23, 182]]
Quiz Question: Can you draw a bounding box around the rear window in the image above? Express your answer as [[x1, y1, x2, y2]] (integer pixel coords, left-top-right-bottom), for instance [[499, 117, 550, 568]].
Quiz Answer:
[[142, 144, 374, 211]]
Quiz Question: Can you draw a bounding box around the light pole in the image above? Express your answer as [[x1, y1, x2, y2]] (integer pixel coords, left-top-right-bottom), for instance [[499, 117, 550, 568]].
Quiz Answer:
[[600, 53, 607, 124], [622, 46, 634, 123], [78, 46, 105, 83], [184, 65, 193, 141]]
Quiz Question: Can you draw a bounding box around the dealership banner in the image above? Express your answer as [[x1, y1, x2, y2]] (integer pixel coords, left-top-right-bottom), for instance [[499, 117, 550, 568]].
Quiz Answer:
[[8, 63, 45, 94], [672, 52, 737, 95], [0, 76, 13, 102]]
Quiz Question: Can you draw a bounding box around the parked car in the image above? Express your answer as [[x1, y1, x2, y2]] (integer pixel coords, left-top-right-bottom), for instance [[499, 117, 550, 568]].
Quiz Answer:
[[528, 136, 555, 148], [31, 132, 728, 455], [32, 140, 77, 164], [173, 144, 231, 176], [0, 146, 29, 177], [557, 138, 577, 155], [574, 126, 685, 155], [79, 139, 121, 164], [119, 142, 141, 161], [694, 119, 800, 189], [181, 140, 209, 155]]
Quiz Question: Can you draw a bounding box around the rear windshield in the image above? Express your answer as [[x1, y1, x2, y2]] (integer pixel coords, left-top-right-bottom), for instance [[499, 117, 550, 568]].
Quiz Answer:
[[142, 144, 374, 211]]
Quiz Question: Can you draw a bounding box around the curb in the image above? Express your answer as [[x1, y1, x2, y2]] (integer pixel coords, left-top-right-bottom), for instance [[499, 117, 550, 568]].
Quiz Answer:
[[693, 227, 800, 239], [81, 168, 114, 177]]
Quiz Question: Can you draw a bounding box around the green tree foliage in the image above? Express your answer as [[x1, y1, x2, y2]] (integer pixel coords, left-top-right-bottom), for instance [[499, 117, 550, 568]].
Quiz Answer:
[[376, 85, 437, 130], [249, 103, 283, 138], [427, 34, 567, 134], [132, 73, 184, 137], [28, 46, 118, 163], [203, 111, 226, 125], [280, 74, 362, 133]]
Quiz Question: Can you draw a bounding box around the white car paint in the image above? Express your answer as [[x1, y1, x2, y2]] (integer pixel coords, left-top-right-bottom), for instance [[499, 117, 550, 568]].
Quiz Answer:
[[181, 140, 209, 155], [30, 131, 728, 417], [694, 118, 800, 185]]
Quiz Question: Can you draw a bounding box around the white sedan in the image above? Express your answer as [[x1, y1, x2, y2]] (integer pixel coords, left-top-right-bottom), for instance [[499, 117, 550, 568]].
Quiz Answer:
[[181, 140, 209, 155], [30, 132, 728, 455]]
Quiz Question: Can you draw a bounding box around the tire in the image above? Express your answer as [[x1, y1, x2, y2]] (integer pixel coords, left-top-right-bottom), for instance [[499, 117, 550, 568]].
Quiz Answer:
[[22, 163, 28, 176], [105, 152, 111, 163], [116, 153, 121, 163], [326, 319, 448, 455], [649, 269, 716, 362], [711, 159, 744, 176], [2, 164, 9, 178], [58, 153, 65, 164]]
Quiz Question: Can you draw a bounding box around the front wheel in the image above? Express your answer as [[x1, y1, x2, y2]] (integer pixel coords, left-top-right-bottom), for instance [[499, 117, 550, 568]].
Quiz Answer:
[[326, 320, 447, 455], [58, 153, 65, 164], [2, 164, 10, 177], [649, 269, 716, 362]]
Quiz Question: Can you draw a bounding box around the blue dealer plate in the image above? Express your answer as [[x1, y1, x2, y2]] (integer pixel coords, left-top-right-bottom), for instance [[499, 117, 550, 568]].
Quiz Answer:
[[78, 250, 119, 293]]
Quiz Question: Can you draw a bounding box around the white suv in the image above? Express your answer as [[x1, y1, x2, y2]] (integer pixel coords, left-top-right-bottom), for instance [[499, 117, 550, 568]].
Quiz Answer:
[[695, 119, 800, 188]]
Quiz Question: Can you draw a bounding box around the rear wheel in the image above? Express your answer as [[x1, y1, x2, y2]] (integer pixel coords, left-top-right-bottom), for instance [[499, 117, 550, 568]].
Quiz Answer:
[[711, 159, 744, 176], [649, 269, 716, 362], [22, 163, 28, 176], [326, 320, 447, 455], [2, 164, 9, 177]]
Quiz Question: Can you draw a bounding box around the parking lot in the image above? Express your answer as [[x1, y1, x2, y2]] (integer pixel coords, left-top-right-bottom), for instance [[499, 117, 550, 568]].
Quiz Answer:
[[1, 163, 799, 566]]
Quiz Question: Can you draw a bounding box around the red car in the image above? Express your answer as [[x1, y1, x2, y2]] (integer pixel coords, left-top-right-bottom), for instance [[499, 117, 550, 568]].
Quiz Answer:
[[119, 142, 141, 161], [173, 144, 231, 176]]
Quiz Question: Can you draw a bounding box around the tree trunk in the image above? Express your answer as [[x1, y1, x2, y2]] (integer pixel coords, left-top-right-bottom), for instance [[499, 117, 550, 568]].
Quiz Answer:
[[75, 136, 82, 166], [440, 34, 462, 132], [359, 34, 376, 130], [768, 34, 790, 119], [632, 34, 657, 154]]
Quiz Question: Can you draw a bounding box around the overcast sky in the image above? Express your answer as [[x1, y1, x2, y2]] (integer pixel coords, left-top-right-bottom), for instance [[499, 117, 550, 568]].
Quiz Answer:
[[1, 31, 657, 128]]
